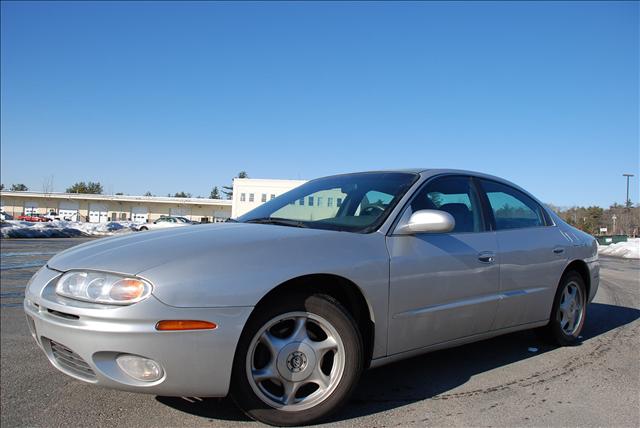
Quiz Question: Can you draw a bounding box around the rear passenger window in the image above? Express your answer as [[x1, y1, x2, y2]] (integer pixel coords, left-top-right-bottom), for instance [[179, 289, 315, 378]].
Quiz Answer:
[[410, 176, 484, 233], [479, 180, 547, 230]]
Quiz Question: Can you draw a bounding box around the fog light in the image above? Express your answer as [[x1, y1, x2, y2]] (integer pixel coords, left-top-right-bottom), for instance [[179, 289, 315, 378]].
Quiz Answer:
[[116, 354, 163, 382]]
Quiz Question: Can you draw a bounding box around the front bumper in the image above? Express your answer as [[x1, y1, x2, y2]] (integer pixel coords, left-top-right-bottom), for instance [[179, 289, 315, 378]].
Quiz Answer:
[[24, 266, 253, 397]]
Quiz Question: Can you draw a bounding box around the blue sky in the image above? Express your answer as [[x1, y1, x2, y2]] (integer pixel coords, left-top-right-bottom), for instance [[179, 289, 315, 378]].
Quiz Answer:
[[1, 1, 638, 207]]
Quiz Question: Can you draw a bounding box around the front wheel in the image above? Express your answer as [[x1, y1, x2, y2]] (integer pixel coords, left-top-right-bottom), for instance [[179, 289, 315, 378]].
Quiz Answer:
[[543, 271, 587, 346], [231, 293, 363, 426]]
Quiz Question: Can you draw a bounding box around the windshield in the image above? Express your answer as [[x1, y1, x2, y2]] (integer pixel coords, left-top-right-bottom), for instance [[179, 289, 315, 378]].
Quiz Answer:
[[238, 172, 419, 233]]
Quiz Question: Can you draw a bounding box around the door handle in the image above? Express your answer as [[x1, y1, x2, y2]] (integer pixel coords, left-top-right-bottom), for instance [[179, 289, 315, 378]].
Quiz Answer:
[[553, 247, 565, 254], [478, 252, 496, 264]]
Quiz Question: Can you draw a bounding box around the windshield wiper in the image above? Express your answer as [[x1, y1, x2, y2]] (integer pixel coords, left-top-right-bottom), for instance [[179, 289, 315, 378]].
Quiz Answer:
[[244, 217, 309, 228]]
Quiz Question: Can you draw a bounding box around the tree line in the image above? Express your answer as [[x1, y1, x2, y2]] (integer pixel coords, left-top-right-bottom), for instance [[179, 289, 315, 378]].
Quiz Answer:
[[0, 171, 249, 200], [549, 203, 639, 236]]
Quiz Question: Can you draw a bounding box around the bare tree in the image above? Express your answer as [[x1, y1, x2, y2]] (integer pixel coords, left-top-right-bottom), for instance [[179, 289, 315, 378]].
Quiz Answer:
[[42, 175, 54, 195], [41, 175, 55, 213]]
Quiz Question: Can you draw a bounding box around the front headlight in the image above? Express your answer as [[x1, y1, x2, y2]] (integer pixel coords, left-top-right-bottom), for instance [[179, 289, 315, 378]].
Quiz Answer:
[[55, 271, 152, 305]]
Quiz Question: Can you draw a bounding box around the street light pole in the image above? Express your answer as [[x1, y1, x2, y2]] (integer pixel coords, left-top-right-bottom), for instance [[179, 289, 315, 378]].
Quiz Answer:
[[623, 173, 634, 208]]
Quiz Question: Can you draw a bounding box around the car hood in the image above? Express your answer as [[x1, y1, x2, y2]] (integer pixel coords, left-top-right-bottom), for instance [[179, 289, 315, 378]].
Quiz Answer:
[[47, 222, 341, 274], [46, 222, 390, 309]]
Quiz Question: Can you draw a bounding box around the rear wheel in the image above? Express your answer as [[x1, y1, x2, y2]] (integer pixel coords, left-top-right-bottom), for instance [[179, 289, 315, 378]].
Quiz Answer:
[[139, 226, 148, 231], [231, 293, 363, 426], [542, 271, 587, 346]]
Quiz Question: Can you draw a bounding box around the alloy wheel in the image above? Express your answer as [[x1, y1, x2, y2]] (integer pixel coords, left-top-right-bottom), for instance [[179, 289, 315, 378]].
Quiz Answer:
[[557, 281, 584, 336], [245, 311, 345, 411]]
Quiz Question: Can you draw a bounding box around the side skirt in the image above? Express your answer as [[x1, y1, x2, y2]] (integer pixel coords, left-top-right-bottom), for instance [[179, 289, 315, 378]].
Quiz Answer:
[[369, 319, 549, 369]]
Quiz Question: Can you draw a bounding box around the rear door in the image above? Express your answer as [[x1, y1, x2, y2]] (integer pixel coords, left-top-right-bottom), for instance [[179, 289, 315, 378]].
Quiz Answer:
[[387, 175, 500, 354], [476, 179, 569, 329]]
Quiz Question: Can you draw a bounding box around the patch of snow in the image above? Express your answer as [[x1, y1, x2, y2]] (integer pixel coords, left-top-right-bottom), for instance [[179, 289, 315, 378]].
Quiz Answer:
[[598, 238, 640, 260], [0, 220, 138, 239]]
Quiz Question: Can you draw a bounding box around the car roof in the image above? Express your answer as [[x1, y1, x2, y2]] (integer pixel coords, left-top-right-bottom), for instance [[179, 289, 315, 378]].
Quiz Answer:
[[318, 169, 545, 206], [321, 168, 513, 183]]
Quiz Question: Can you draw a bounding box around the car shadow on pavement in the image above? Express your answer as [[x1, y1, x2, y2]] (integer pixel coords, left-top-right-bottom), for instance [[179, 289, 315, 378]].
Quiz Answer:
[[155, 396, 249, 422], [156, 302, 639, 424]]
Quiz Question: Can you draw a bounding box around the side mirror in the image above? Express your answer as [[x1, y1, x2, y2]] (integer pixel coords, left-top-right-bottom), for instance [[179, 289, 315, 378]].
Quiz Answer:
[[395, 209, 455, 235]]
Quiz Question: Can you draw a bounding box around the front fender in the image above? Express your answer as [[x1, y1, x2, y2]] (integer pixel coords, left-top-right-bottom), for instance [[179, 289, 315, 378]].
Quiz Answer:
[[140, 231, 391, 358]]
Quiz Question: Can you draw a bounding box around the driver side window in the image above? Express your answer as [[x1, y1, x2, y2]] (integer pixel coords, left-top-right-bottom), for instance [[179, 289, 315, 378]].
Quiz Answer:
[[410, 176, 484, 233]]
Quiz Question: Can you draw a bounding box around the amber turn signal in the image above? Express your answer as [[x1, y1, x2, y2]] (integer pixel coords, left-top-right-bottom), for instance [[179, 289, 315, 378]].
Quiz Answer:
[[155, 320, 217, 331]]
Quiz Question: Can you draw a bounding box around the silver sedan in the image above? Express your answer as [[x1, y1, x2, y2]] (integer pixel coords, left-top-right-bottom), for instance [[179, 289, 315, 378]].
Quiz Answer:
[[24, 169, 599, 426]]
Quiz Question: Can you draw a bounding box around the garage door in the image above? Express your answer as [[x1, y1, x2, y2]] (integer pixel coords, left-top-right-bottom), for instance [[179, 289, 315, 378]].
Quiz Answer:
[[24, 201, 39, 215], [131, 207, 148, 224], [89, 203, 109, 223], [59, 201, 80, 222]]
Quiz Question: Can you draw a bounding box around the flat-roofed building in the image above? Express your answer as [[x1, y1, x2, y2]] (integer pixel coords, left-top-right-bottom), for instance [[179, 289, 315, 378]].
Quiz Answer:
[[0, 191, 232, 224]]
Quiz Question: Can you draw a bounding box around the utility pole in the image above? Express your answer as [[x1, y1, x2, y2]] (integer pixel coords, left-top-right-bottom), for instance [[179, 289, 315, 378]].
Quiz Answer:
[[623, 173, 634, 208]]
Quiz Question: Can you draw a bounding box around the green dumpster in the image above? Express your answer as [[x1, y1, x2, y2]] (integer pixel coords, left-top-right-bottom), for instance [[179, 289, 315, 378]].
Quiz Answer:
[[596, 235, 628, 246]]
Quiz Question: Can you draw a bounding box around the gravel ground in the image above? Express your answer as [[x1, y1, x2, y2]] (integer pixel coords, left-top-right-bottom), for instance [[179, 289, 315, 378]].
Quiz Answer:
[[1, 238, 638, 427]]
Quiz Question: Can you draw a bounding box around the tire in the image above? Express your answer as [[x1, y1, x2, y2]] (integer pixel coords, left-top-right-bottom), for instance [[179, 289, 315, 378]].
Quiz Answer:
[[139, 226, 148, 231], [230, 293, 363, 426], [541, 271, 587, 346]]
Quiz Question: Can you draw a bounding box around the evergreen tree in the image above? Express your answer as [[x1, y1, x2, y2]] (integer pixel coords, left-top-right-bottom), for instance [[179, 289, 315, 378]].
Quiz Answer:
[[222, 171, 249, 199], [66, 181, 103, 194], [209, 186, 221, 199], [10, 183, 29, 191]]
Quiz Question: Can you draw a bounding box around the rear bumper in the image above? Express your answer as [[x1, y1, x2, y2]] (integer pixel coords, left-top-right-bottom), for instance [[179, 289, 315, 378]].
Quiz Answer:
[[24, 266, 252, 397]]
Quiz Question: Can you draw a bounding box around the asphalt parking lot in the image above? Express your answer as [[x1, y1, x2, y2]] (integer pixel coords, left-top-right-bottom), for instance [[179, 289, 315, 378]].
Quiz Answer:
[[1, 238, 638, 427]]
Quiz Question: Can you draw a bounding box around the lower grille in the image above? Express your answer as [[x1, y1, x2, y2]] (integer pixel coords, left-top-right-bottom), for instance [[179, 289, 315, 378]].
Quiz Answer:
[[48, 340, 97, 381]]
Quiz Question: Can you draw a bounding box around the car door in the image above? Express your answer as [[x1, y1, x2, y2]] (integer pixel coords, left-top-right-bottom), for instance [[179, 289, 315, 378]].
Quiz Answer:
[[476, 179, 569, 329], [387, 175, 500, 355]]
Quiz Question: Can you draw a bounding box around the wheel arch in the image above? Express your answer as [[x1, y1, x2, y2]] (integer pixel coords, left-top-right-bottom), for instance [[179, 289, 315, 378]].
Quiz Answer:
[[252, 273, 376, 368], [562, 259, 591, 298]]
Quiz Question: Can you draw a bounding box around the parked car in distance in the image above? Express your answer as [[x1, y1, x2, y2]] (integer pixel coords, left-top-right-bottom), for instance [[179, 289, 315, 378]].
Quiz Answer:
[[43, 210, 78, 221], [136, 215, 195, 231], [24, 169, 599, 426], [43, 210, 62, 221], [16, 213, 51, 222], [0, 211, 13, 221]]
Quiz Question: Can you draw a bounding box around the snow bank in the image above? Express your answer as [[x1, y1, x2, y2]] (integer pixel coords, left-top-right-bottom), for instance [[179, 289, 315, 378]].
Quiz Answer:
[[598, 238, 640, 260], [0, 220, 138, 239]]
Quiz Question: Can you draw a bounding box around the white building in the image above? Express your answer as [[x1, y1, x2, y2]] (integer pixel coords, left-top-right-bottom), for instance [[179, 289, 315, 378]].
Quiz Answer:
[[0, 192, 232, 224], [1, 177, 319, 224], [231, 178, 306, 218]]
